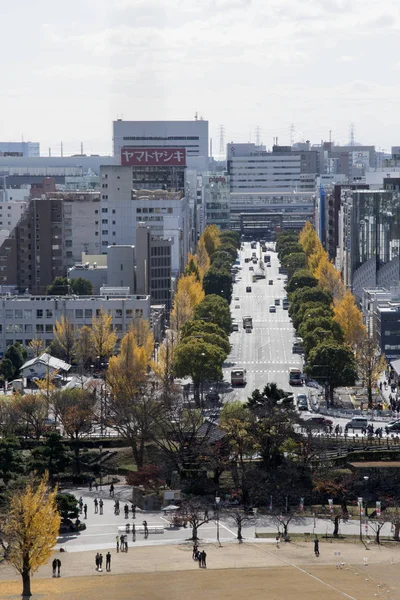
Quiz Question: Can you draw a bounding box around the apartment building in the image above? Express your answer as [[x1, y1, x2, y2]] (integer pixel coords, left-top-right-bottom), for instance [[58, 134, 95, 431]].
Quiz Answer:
[[0, 292, 150, 357], [135, 223, 172, 309], [0, 193, 100, 294]]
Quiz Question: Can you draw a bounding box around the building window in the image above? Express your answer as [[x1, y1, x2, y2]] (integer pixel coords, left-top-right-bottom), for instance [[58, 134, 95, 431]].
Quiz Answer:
[[115, 309, 123, 318], [15, 309, 23, 319], [24, 324, 33, 333], [5, 309, 13, 319], [102, 208, 108, 213], [85, 309, 93, 318], [46, 309, 53, 318], [24, 309, 32, 319], [75, 309, 83, 319], [36, 309, 43, 319], [46, 324, 53, 333], [36, 324, 44, 333]]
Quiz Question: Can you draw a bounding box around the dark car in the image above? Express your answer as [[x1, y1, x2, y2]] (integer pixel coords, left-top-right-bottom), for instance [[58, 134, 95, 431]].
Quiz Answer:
[[303, 416, 333, 429], [246, 286, 252, 292], [388, 421, 400, 432]]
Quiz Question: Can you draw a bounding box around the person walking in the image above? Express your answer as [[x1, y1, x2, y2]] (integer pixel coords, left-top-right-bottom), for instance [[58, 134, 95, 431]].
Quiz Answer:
[[109, 483, 114, 497], [89, 479, 93, 491], [131, 504, 136, 518], [314, 538, 320, 557], [52, 558, 57, 577], [116, 535, 120, 552], [99, 554, 103, 571], [94, 498, 98, 514], [124, 504, 129, 519], [84, 504, 88, 519], [106, 552, 111, 572], [99, 499, 104, 515], [95, 481, 98, 491], [204, 509, 209, 521], [192, 543, 198, 560], [132, 522, 136, 540], [78, 497, 83, 513], [143, 520, 149, 537], [202, 550, 207, 568], [120, 534, 125, 552], [56, 559, 61, 577], [95, 553, 100, 571]]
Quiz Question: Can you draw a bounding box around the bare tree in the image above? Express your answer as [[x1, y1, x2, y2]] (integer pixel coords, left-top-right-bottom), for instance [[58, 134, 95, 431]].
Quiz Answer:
[[179, 500, 210, 541], [225, 508, 254, 543]]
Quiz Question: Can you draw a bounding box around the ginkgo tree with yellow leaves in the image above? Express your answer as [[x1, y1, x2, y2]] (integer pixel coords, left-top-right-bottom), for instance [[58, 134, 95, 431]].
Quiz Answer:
[[333, 290, 366, 349], [106, 321, 158, 468], [170, 273, 205, 333], [1, 472, 61, 599]]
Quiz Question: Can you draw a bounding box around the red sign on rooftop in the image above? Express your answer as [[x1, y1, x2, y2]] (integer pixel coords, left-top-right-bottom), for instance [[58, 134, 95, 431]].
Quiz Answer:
[[121, 147, 186, 167]]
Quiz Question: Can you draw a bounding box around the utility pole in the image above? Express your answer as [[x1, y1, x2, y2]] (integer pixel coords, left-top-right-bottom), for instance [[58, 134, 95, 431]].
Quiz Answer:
[[218, 125, 225, 159]]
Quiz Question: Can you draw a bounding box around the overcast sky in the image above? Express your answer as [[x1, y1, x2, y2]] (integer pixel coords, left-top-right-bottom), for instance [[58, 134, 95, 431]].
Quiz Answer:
[[1, 0, 398, 156]]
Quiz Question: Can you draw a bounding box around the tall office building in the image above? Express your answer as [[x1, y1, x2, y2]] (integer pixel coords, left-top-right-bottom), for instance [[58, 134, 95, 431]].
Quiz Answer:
[[0, 141, 40, 157], [113, 119, 208, 160], [338, 189, 400, 301]]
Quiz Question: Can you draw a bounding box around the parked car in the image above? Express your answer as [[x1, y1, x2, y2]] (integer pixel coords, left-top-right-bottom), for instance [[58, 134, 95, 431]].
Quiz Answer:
[[387, 421, 400, 432]]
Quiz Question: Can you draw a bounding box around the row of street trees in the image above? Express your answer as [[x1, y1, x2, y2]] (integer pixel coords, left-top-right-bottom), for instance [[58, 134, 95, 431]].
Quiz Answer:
[[278, 224, 385, 407]]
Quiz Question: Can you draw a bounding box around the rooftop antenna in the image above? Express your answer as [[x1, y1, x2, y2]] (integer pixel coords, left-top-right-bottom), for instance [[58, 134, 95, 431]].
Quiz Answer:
[[290, 123, 295, 145], [48, 147, 51, 157], [218, 125, 225, 158], [210, 137, 213, 158], [349, 122, 356, 146], [194, 111, 198, 121], [329, 129, 332, 145], [61, 141, 63, 157], [255, 125, 261, 146], [81, 141, 84, 156]]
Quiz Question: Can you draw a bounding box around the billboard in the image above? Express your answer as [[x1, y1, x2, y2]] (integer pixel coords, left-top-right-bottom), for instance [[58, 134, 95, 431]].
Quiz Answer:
[[121, 147, 186, 167]]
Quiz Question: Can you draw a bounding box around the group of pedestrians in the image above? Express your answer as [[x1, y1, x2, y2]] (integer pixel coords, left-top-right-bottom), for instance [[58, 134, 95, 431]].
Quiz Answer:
[[116, 534, 129, 552], [192, 544, 207, 568], [95, 552, 112, 572], [93, 498, 104, 514], [78, 497, 88, 519]]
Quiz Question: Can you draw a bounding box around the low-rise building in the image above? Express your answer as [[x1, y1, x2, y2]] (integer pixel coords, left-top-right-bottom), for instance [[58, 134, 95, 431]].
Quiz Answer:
[[0, 293, 150, 357]]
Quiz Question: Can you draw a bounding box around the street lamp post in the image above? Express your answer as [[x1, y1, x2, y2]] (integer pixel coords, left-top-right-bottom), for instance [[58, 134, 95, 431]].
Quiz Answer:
[[364, 476, 369, 517], [99, 444, 103, 491], [215, 495, 221, 546], [358, 496, 364, 542]]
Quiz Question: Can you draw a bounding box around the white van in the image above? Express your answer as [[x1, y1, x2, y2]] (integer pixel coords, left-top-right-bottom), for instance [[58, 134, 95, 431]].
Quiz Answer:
[[346, 416, 368, 430]]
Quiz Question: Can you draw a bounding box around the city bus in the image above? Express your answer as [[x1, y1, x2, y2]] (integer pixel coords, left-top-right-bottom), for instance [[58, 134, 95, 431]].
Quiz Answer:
[[231, 369, 247, 386], [289, 368, 303, 386]]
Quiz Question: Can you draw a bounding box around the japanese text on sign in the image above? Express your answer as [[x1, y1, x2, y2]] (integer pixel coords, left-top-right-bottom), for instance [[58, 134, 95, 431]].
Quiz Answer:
[[121, 147, 186, 167]]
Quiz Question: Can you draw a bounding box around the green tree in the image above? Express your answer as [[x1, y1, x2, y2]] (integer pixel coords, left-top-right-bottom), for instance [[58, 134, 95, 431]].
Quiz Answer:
[[281, 252, 307, 279], [194, 294, 232, 335], [203, 266, 233, 302], [302, 327, 336, 357], [0, 358, 15, 380], [210, 250, 234, 271], [288, 287, 332, 322], [306, 341, 357, 407], [247, 383, 293, 413], [70, 277, 94, 296], [278, 242, 303, 261], [276, 231, 299, 255], [0, 437, 24, 486], [56, 492, 79, 521], [30, 433, 70, 480], [181, 319, 229, 343], [5, 343, 27, 378], [173, 339, 226, 406], [298, 316, 343, 342], [46, 276, 70, 295], [220, 230, 240, 249], [184, 256, 201, 281], [291, 302, 333, 331], [286, 269, 318, 294]]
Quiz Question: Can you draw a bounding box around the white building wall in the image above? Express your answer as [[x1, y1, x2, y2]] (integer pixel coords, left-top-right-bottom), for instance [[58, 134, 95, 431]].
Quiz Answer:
[[0, 294, 150, 357], [63, 199, 101, 265], [107, 245, 135, 292], [113, 120, 209, 160]]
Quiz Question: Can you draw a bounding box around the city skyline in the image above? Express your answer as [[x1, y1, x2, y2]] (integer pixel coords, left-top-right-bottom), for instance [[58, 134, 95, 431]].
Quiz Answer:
[[1, 0, 399, 155]]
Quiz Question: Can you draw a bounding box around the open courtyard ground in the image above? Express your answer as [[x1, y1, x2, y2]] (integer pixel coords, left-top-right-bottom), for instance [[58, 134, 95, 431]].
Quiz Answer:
[[1, 540, 399, 599]]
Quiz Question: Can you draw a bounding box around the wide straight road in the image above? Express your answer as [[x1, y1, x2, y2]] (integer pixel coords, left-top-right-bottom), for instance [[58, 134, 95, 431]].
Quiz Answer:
[[221, 241, 303, 403]]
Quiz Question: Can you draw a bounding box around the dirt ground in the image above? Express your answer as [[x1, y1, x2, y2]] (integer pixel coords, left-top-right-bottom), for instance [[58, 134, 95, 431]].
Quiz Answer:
[[1, 541, 399, 600]]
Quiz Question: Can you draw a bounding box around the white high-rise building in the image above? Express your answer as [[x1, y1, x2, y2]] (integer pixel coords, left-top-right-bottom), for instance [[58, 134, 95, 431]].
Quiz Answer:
[[99, 165, 189, 276], [113, 119, 209, 163]]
